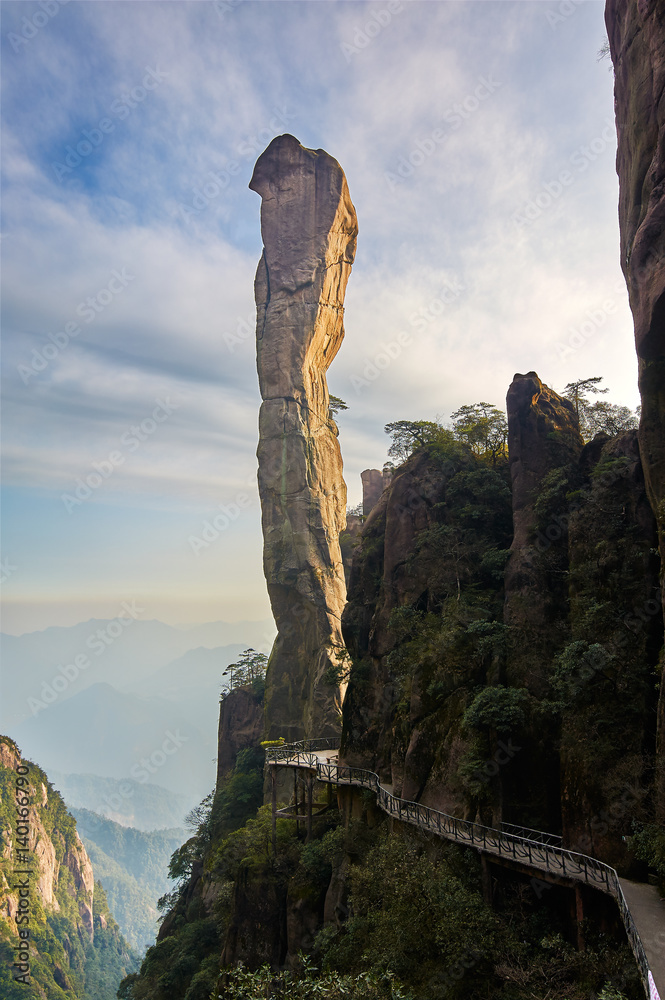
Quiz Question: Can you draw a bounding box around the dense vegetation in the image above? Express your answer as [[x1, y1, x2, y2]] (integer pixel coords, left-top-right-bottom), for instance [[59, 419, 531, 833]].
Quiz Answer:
[[0, 737, 138, 1000], [119, 791, 642, 1000], [73, 808, 186, 952]]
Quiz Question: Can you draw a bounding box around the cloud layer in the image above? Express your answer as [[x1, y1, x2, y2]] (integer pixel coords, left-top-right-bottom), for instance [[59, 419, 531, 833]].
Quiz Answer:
[[1, 0, 636, 633]]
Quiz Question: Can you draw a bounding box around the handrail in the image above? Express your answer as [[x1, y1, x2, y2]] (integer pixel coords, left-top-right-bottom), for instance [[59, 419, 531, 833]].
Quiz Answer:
[[500, 821, 563, 846], [266, 742, 656, 1000]]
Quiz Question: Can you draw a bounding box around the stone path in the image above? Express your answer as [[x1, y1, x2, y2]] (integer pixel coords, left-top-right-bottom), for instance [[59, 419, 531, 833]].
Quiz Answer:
[[620, 878, 665, 999]]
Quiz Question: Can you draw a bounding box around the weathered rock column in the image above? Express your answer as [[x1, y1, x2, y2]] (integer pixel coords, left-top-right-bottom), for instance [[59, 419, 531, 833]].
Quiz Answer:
[[250, 134, 358, 741], [504, 371, 584, 696]]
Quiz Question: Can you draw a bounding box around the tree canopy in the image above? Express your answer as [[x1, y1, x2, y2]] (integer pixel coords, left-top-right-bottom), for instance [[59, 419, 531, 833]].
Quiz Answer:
[[222, 649, 268, 694], [562, 377, 638, 440], [450, 402, 508, 465]]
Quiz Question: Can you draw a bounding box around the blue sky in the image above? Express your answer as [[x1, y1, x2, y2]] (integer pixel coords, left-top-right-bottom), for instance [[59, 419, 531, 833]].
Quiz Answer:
[[1, 0, 636, 635]]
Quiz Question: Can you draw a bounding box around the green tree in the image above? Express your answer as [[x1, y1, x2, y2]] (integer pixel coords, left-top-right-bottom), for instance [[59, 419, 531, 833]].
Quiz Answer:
[[383, 420, 444, 462], [463, 686, 530, 735], [222, 649, 268, 694], [583, 400, 638, 437], [328, 395, 348, 417], [563, 376, 608, 418], [450, 403, 508, 466]]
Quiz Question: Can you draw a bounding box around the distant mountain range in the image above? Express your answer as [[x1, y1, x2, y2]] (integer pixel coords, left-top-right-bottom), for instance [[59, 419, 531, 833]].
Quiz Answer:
[[49, 771, 190, 830], [1, 617, 274, 819], [1, 617, 274, 729], [72, 807, 186, 954]]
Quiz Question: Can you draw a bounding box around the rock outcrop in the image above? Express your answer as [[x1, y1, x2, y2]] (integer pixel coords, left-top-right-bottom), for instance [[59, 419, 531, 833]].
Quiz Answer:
[[503, 372, 584, 696], [216, 685, 265, 784], [342, 442, 514, 823], [561, 430, 661, 867], [361, 468, 390, 515], [0, 736, 135, 997], [250, 134, 358, 742], [606, 0, 665, 818]]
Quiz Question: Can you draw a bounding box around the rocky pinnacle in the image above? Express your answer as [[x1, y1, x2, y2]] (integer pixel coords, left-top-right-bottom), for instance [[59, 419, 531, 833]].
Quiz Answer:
[[249, 134, 358, 741]]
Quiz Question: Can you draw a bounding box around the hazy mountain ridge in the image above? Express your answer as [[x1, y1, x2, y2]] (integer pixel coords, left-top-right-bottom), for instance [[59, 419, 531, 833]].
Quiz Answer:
[[72, 808, 186, 954], [49, 771, 190, 830], [0, 617, 274, 730], [2, 619, 274, 816]]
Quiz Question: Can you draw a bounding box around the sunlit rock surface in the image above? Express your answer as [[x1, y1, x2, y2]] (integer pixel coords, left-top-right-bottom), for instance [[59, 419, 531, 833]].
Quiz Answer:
[[250, 134, 358, 741]]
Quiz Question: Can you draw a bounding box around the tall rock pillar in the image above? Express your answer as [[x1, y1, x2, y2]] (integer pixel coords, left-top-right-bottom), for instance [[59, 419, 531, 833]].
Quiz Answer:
[[504, 371, 584, 694], [250, 134, 358, 741]]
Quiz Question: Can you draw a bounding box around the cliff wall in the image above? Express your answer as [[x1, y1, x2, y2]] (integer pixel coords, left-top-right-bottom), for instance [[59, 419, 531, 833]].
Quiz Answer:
[[0, 735, 136, 1000], [341, 375, 661, 860], [606, 0, 665, 820]]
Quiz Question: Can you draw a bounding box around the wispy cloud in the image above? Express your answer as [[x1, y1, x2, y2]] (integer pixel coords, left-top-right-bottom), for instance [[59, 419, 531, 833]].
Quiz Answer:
[[1, 0, 635, 632]]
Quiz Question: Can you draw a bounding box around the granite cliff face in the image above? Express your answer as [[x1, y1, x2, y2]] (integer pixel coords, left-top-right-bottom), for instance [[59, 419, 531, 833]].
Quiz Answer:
[[0, 736, 135, 999], [561, 430, 660, 866], [342, 442, 514, 821], [503, 372, 583, 696], [606, 0, 665, 818], [216, 685, 264, 785], [341, 373, 661, 856], [250, 134, 358, 742]]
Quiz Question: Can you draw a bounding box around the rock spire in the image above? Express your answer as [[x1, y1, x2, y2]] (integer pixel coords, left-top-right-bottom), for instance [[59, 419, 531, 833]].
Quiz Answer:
[[250, 134, 358, 741]]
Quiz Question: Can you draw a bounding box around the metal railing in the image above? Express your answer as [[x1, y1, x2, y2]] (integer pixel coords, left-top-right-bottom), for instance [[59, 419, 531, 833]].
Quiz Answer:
[[500, 821, 563, 847], [265, 742, 655, 1000]]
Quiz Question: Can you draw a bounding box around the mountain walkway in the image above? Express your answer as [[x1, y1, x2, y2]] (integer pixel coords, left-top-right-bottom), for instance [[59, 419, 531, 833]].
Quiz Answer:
[[265, 737, 663, 1000]]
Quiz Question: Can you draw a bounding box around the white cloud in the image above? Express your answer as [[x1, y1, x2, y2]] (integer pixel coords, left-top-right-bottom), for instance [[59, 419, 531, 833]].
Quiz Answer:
[[1, 0, 638, 631]]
